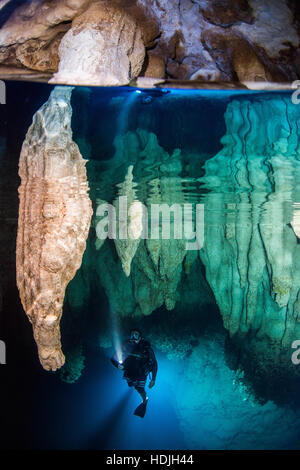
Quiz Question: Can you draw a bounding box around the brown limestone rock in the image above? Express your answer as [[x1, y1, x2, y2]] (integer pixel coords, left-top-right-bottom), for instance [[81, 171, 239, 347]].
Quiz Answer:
[[15, 35, 63, 73], [199, 0, 254, 27], [0, 0, 89, 71], [0, 0, 299, 84], [144, 53, 165, 79], [202, 28, 282, 82], [51, 2, 145, 85]]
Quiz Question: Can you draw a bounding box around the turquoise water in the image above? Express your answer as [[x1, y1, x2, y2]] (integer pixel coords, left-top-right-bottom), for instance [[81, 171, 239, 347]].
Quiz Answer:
[[1, 82, 300, 449]]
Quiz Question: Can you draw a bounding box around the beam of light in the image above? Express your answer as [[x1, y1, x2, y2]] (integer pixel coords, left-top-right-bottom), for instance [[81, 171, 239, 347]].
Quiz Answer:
[[115, 90, 140, 136], [111, 313, 123, 364]]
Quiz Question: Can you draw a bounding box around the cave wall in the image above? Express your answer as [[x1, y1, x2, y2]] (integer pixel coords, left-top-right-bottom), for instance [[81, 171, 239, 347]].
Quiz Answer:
[[199, 95, 300, 375], [0, 0, 299, 85]]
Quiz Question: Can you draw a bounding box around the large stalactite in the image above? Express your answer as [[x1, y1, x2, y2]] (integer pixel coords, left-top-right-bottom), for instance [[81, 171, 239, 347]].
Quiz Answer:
[[16, 86, 93, 371]]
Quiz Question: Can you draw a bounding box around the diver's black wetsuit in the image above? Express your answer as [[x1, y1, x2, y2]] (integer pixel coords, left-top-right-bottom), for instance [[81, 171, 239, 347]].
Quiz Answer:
[[122, 338, 157, 400]]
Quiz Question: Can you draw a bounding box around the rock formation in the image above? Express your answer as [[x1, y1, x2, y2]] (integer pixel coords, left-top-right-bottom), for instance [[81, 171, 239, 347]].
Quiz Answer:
[[51, 2, 145, 86], [199, 95, 300, 373], [140, 0, 299, 82], [112, 165, 143, 276], [0, 0, 83, 72], [92, 129, 206, 317], [0, 0, 299, 85], [16, 86, 93, 371]]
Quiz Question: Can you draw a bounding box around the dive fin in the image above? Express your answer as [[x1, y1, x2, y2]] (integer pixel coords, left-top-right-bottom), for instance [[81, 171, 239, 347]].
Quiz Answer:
[[110, 357, 120, 368], [134, 398, 148, 418]]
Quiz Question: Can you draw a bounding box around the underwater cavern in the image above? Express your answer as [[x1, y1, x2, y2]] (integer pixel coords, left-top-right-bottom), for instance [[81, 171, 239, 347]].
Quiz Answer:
[[1, 0, 300, 452]]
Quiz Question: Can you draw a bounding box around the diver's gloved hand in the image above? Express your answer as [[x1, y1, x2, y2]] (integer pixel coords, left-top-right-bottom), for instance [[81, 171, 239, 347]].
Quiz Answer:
[[118, 363, 124, 370], [149, 379, 155, 388]]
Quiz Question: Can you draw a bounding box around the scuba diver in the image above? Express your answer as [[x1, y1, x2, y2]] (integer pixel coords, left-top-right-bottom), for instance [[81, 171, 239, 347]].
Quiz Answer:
[[111, 329, 157, 417]]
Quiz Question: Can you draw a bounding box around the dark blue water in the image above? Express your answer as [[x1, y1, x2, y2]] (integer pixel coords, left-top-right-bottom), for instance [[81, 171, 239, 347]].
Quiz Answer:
[[2, 346, 184, 450]]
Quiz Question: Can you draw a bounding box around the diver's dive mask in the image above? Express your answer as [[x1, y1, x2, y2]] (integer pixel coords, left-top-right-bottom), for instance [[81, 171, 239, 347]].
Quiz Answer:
[[130, 330, 141, 343]]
